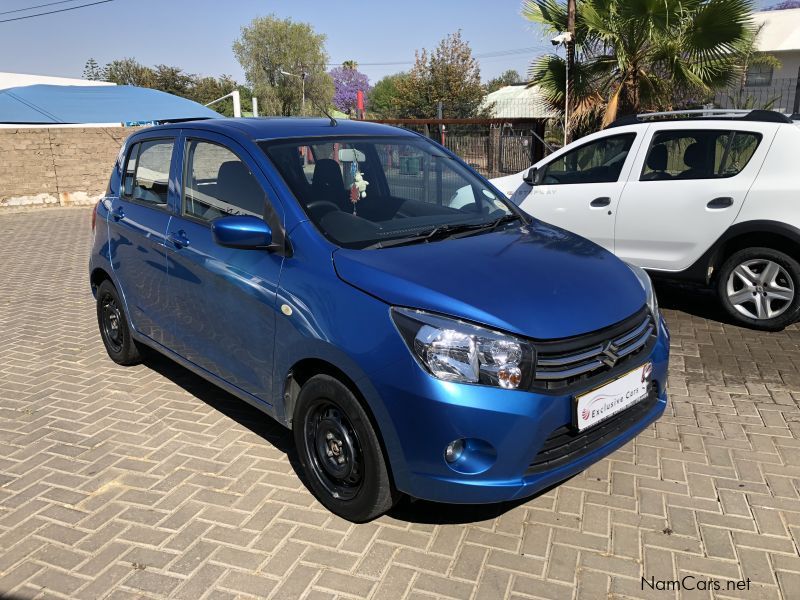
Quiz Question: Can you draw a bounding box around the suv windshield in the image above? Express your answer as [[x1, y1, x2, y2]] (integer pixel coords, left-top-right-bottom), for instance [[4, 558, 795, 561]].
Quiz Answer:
[[260, 136, 517, 249]]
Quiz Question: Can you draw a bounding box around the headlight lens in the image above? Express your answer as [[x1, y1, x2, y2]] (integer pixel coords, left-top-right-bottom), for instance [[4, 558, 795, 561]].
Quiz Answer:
[[628, 263, 659, 317], [391, 307, 534, 389]]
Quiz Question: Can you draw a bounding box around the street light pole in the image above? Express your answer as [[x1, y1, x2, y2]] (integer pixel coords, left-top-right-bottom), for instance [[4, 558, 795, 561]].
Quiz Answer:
[[566, 0, 576, 145]]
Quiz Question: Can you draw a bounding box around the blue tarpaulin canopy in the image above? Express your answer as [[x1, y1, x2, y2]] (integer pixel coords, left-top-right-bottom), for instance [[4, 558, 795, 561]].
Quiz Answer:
[[0, 84, 221, 124]]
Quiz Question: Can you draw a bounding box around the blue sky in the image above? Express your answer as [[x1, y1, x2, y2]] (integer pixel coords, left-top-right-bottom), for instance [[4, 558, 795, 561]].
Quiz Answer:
[[0, 0, 779, 85]]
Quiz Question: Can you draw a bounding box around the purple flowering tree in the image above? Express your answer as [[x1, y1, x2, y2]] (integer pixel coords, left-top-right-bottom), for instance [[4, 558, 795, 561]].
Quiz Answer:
[[330, 64, 371, 114]]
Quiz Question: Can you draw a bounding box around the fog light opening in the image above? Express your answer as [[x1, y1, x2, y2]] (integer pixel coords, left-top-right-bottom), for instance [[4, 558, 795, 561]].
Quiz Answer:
[[444, 439, 465, 464]]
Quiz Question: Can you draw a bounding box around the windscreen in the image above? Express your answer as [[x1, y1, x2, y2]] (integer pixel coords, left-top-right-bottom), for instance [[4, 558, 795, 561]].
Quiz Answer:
[[261, 136, 514, 249]]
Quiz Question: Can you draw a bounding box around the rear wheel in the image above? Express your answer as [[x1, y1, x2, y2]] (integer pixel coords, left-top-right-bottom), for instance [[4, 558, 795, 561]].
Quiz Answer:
[[293, 375, 399, 522], [96, 280, 142, 365], [717, 247, 800, 331]]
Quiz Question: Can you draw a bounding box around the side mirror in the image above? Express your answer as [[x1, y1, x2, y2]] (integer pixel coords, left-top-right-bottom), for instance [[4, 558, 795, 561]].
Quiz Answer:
[[523, 167, 538, 186], [212, 215, 274, 250]]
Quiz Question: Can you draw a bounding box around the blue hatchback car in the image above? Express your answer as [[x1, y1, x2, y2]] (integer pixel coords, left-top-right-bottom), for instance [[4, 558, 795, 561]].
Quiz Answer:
[[90, 118, 669, 522]]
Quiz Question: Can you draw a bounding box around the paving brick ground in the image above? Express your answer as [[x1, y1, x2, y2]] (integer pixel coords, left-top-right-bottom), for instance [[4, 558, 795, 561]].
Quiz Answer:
[[1, 207, 799, 600]]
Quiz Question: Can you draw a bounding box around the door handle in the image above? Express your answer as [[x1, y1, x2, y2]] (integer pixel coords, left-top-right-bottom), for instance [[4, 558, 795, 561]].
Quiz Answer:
[[590, 197, 611, 207], [111, 206, 125, 221], [707, 197, 733, 209], [167, 231, 190, 249]]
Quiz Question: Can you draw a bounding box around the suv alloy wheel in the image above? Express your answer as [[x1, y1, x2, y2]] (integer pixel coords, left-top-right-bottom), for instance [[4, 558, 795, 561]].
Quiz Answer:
[[717, 247, 800, 330]]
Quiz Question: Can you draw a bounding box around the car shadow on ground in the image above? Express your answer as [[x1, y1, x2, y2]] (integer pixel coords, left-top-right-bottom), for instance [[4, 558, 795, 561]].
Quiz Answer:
[[653, 278, 737, 325], [140, 349, 558, 525]]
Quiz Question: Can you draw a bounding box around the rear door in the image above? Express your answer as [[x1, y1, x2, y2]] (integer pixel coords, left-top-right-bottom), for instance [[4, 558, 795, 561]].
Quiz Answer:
[[614, 122, 779, 271], [164, 131, 283, 402], [108, 135, 177, 345], [517, 129, 642, 251]]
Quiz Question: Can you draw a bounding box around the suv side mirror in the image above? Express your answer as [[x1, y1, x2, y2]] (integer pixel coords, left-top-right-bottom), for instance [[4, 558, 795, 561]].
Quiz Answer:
[[523, 167, 538, 186], [212, 215, 274, 250]]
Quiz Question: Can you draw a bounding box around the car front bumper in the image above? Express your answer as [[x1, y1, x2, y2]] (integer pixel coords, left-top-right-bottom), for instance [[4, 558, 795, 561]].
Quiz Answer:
[[366, 314, 670, 504]]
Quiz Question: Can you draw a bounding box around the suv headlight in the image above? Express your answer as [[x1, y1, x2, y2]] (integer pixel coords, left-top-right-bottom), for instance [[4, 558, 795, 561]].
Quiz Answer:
[[391, 307, 534, 389], [628, 263, 659, 317]]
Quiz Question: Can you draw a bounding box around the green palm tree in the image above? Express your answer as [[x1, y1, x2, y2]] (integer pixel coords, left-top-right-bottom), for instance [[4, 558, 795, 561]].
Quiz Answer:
[[523, 0, 755, 133]]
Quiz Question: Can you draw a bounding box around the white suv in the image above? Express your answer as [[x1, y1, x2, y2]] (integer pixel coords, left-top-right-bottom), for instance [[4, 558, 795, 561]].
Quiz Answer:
[[491, 110, 800, 330]]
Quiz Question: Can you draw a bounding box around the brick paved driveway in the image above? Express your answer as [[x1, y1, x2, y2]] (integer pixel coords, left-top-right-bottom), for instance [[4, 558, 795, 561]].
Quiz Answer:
[[1, 208, 799, 600]]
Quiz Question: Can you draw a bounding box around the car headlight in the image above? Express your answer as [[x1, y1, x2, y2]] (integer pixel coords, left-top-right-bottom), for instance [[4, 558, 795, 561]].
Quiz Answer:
[[391, 307, 534, 389], [628, 263, 659, 317]]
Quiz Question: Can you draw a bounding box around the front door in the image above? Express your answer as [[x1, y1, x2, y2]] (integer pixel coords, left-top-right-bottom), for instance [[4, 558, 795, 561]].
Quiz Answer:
[[614, 123, 778, 271], [519, 131, 641, 252], [108, 136, 176, 345], [165, 133, 283, 402]]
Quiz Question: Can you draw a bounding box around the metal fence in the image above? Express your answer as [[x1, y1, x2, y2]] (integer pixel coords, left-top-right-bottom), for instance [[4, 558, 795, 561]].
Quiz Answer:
[[714, 76, 800, 113], [367, 118, 549, 179]]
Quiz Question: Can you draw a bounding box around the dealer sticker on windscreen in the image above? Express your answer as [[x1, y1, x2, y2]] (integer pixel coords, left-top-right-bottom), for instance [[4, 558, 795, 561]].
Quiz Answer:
[[575, 363, 652, 432]]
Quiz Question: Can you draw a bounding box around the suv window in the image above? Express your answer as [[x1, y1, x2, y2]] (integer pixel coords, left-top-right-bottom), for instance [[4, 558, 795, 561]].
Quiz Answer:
[[541, 134, 636, 185], [122, 139, 173, 207], [183, 140, 265, 222], [641, 130, 761, 181]]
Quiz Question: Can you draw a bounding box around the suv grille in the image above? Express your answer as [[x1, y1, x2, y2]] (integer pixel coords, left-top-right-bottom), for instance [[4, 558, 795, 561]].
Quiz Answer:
[[531, 308, 656, 393], [525, 382, 659, 476]]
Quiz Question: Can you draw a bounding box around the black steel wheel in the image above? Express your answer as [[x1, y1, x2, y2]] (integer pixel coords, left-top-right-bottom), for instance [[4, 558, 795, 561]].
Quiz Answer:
[[293, 375, 399, 522], [96, 280, 142, 365]]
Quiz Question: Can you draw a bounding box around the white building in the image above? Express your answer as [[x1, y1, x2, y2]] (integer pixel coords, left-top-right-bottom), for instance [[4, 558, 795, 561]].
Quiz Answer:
[[0, 71, 114, 91], [482, 83, 558, 119], [749, 9, 800, 86]]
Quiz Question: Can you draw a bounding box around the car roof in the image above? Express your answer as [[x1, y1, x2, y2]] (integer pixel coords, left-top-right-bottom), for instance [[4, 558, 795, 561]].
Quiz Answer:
[[143, 117, 417, 142]]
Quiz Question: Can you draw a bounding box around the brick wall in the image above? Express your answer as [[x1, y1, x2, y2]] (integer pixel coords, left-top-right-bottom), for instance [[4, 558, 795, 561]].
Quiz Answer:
[[0, 127, 142, 208]]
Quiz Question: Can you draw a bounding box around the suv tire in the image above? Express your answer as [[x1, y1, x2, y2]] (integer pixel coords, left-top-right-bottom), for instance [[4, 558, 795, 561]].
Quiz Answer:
[[96, 280, 142, 365], [293, 375, 399, 522], [717, 247, 800, 331]]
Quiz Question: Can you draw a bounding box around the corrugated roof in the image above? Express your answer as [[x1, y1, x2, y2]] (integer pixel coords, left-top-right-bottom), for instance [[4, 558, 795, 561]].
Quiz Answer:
[[0, 84, 221, 124], [483, 84, 558, 119], [753, 8, 800, 53]]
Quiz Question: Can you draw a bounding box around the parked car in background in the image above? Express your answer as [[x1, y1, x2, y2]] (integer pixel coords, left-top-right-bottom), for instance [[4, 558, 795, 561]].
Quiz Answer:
[[492, 110, 800, 331], [90, 118, 669, 522]]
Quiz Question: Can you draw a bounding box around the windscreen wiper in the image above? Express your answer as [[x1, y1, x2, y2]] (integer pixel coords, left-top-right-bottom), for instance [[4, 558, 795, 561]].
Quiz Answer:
[[366, 214, 522, 249]]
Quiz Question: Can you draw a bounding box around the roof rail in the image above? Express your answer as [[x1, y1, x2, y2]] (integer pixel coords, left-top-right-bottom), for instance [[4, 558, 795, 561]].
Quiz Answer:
[[606, 108, 792, 128]]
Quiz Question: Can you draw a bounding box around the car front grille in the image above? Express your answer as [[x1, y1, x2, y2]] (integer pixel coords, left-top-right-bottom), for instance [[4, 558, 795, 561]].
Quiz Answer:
[[525, 381, 660, 476], [530, 307, 656, 393]]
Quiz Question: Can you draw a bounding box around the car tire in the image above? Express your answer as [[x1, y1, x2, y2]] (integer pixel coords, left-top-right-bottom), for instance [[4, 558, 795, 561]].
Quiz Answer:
[[716, 247, 800, 331], [293, 374, 399, 522], [96, 280, 142, 365]]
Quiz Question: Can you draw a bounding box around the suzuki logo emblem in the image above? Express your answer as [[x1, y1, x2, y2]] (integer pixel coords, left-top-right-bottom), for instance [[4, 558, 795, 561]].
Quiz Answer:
[[600, 342, 619, 368]]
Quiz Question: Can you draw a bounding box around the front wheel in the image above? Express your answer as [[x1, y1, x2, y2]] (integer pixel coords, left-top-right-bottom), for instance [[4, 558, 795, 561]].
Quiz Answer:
[[293, 375, 399, 522], [717, 247, 800, 331]]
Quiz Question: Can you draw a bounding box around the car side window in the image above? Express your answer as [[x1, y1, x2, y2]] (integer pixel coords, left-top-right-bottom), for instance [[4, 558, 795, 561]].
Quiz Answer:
[[122, 139, 173, 207], [183, 140, 265, 222], [640, 130, 762, 181], [541, 134, 636, 185]]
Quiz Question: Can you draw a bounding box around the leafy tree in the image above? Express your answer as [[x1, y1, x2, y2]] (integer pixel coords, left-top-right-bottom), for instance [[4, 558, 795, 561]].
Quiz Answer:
[[151, 64, 194, 97], [189, 75, 253, 117], [330, 64, 371, 114], [367, 73, 408, 118], [523, 0, 754, 133], [233, 14, 333, 116], [83, 58, 103, 81], [486, 69, 522, 93], [103, 58, 156, 87], [394, 31, 487, 118]]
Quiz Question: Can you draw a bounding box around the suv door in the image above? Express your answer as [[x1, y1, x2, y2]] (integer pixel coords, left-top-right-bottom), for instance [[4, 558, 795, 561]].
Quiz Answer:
[[614, 122, 779, 271], [164, 131, 283, 402], [518, 130, 641, 251], [108, 136, 177, 345]]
